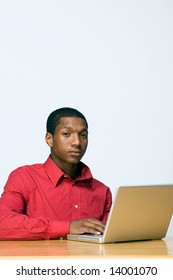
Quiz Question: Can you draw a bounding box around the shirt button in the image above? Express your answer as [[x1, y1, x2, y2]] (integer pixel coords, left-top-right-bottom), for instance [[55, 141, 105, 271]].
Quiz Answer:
[[74, 204, 78, 209]]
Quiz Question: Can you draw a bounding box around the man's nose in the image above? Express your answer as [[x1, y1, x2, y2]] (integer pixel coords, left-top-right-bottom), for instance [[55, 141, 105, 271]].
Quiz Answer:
[[71, 134, 80, 145]]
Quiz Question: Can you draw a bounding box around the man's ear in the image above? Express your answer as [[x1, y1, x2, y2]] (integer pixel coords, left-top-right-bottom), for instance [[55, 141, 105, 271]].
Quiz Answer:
[[45, 132, 53, 147]]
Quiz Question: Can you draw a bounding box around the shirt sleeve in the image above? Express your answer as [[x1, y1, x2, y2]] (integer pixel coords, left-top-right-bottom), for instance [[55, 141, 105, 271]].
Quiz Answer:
[[102, 187, 112, 222], [0, 171, 70, 240]]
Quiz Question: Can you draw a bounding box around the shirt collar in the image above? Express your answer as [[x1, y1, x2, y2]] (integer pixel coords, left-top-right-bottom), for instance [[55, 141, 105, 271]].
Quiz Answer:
[[43, 156, 93, 186]]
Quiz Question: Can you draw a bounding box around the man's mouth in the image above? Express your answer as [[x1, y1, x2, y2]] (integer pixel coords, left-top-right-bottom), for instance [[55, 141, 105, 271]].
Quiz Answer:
[[69, 150, 81, 157]]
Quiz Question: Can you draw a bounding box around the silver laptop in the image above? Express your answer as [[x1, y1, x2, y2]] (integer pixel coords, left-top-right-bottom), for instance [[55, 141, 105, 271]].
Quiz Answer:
[[67, 185, 173, 243]]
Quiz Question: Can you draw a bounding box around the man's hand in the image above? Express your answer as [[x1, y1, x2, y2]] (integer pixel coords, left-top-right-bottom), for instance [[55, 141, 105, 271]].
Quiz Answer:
[[70, 218, 106, 235]]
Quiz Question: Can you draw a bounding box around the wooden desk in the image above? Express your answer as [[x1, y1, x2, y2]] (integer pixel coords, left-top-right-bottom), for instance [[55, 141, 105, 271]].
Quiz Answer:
[[0, 238, 173, 259]]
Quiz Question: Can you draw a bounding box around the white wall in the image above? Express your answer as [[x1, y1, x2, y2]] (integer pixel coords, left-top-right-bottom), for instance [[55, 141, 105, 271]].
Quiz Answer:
[[0, 1, 173, 236]]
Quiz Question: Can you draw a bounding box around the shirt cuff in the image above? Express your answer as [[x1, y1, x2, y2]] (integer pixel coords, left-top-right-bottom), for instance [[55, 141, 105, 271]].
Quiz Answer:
[[49, 219, 70, 239]]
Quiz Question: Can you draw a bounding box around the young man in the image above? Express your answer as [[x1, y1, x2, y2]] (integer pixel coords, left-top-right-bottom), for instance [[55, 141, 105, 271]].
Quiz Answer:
[[0, 107, 112, 240]]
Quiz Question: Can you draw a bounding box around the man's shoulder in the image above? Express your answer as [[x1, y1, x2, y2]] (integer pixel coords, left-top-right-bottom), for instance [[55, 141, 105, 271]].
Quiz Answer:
[[9, 163, 44, 177], [80, 162, 110, 190], [91, 177, 110, 190]]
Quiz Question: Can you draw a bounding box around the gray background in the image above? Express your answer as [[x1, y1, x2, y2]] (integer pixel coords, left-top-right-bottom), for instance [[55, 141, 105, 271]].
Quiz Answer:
[[1, 1, 173, 236]]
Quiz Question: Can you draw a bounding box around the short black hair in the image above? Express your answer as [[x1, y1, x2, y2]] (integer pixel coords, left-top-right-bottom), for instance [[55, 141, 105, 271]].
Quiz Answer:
[[46, 107, 88, 135]]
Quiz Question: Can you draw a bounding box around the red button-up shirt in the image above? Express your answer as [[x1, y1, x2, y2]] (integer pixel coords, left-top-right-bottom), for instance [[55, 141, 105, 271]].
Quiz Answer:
[[0, 157, 112, 240]]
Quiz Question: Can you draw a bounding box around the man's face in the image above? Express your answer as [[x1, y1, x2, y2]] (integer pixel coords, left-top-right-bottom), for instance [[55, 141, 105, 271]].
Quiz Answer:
[[46, 117, 88, 167]]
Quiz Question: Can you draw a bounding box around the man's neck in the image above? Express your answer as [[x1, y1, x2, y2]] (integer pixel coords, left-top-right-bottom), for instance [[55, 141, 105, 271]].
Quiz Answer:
[[50, 155, 80, 179]]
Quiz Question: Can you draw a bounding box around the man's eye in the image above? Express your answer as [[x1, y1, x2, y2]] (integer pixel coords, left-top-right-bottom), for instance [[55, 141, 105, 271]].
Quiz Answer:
[[81, 133, 87, 138], [63, 132, 70, 137]]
